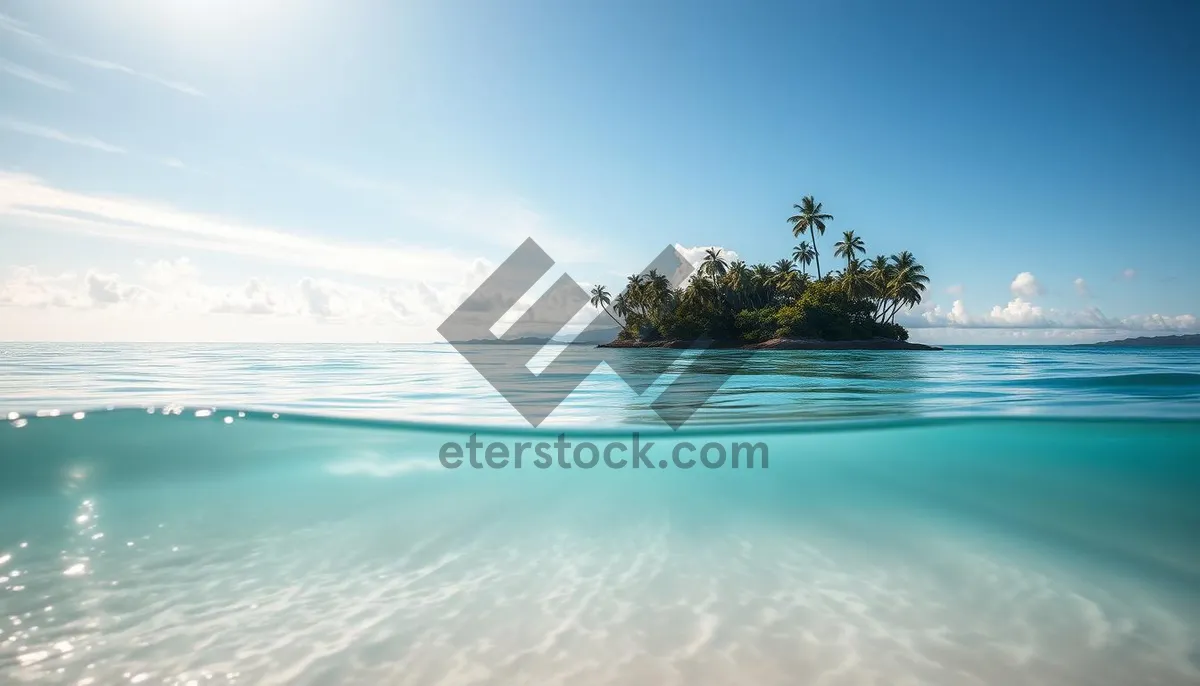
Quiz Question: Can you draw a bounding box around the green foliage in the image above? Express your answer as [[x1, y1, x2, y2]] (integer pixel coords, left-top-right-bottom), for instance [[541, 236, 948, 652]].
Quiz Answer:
[[628, 313, 664, 341], [604, 196, 925, 344], [662, 290, 737, 341], [874, 321, 910, 341], [773, 280, 877, 340], [734, 307, 779, 342], [617, 313, 646, 340]]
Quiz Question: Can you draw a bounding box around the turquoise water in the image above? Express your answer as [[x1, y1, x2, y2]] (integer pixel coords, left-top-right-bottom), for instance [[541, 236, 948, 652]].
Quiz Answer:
[[1, 344, 1199, 685]]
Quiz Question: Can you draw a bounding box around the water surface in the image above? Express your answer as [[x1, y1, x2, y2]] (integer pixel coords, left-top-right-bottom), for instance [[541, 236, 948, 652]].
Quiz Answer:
[[1, 344, 1198, 685], [2, 343, 1198, 425]]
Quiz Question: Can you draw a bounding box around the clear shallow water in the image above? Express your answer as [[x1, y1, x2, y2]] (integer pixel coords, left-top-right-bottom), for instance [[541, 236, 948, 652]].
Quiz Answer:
[[2, 343, 1199, 425], [1, 344, 1199, 685]]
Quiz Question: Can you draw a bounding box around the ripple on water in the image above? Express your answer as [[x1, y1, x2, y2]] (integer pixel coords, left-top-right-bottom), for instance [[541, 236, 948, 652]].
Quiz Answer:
[[1, 344, 1199, 425]]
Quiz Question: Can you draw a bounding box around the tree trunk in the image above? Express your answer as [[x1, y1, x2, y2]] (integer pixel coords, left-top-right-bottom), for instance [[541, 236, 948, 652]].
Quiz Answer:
[[811, 232, 822, 280]]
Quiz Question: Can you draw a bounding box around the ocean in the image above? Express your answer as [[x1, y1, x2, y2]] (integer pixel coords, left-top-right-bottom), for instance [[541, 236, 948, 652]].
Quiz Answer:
[[1, 343, 1198, 685]]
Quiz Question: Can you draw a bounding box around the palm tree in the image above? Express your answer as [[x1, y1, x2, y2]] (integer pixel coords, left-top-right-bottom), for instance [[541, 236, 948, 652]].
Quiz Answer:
[[724, 260, 748, 289], [840, 257, 870, 298], [882, 252, 929, 323], [622, 274, 644, 315], [611, 290, 634, 335], [612, 291, 630, 317], [700, 248, 729, 288], [776, 270, 808, 299], [770, 259, 797, 299], [866, 254, 893, 321], [833, 230, 865, 271], [589, 284, 622, 327], [724, 260, 751, 308], [787, 196, 833, 279], [684, 275, 718, 307], [647, 269, 672, 299], [625, 273, 645, 293], [792, 241, 815, 276], [750, 263, 773, 282], [750, 262, 774, 307]]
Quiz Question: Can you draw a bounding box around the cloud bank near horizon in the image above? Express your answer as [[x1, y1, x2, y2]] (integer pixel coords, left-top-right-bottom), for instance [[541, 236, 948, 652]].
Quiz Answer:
[[3, 259, 1195, 343], [899, 270, 1196, 335]]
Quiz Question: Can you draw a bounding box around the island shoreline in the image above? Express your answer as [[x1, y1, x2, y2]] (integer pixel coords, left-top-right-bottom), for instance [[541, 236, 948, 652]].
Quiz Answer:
[[598, 337, 942, 351]]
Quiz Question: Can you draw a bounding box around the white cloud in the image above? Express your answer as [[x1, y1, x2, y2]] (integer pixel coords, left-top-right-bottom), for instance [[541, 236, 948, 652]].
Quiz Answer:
[[1, 259, 461, 339], [673, 245, 740, 270], [0, 12, 202, 96], [282, 163, 653, 336], [904, 270, 1196, 337], [6, 258, 1196, 343], [0, 12, 44, 44], [1, 119, 125, 154], [906, 298, 1197, 332], [1119, 313, 1198, 331], [0, 58, 71, 91], [1121, 268, 1137, 280], [1009, 272, 1043, 298], [988, 298, 1048, 326], [68, 55, 203, 97], [298, 277, 343, 318], [85, 271, 124, 305], [208, 278, 289, 316], [288, 160, 602, 264], [0, 172, 477, 284], [0, 266, 84, 308], [138, 257, 199, 288], [293, 277, 440, 323], [908, 326, 1190, 345], [1074, 277, 1090, 297], [415, 282, 445, 316], [1, 120, 190, 168], [945, 284, 964, 296], [946, 300, 970, 325]]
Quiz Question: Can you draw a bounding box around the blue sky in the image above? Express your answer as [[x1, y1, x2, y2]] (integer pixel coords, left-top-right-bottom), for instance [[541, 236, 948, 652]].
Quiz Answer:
[[1, 0, 1197, 343]]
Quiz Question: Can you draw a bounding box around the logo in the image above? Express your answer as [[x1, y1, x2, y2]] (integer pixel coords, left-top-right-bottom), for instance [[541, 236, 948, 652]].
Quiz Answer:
[[439, 239, 751, 429]]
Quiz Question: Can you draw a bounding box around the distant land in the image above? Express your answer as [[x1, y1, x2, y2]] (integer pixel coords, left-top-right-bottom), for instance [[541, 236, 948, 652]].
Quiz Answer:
[[1081, 334, 1200, 348]]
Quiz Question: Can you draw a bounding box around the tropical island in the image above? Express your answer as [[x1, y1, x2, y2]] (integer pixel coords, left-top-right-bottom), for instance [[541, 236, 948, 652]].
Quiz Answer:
[[588, 196, 941, 351]]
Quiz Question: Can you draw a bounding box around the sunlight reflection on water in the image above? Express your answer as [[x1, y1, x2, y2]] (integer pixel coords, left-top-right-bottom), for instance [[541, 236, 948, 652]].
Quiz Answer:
[[0, 343, 1198, 426]]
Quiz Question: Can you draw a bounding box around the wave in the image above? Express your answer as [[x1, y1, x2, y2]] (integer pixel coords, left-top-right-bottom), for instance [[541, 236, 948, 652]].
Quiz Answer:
[[4, 405, 1200, 439], [5, 344, 1200, 428], [1007, 372, 1200, 392], [2, 408, 1198, 496]]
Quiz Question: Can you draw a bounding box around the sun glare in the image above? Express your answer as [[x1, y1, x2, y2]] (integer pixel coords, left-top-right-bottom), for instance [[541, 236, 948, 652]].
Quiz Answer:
[[147, 0, 286, 32], [104, 0, 340, 79]]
